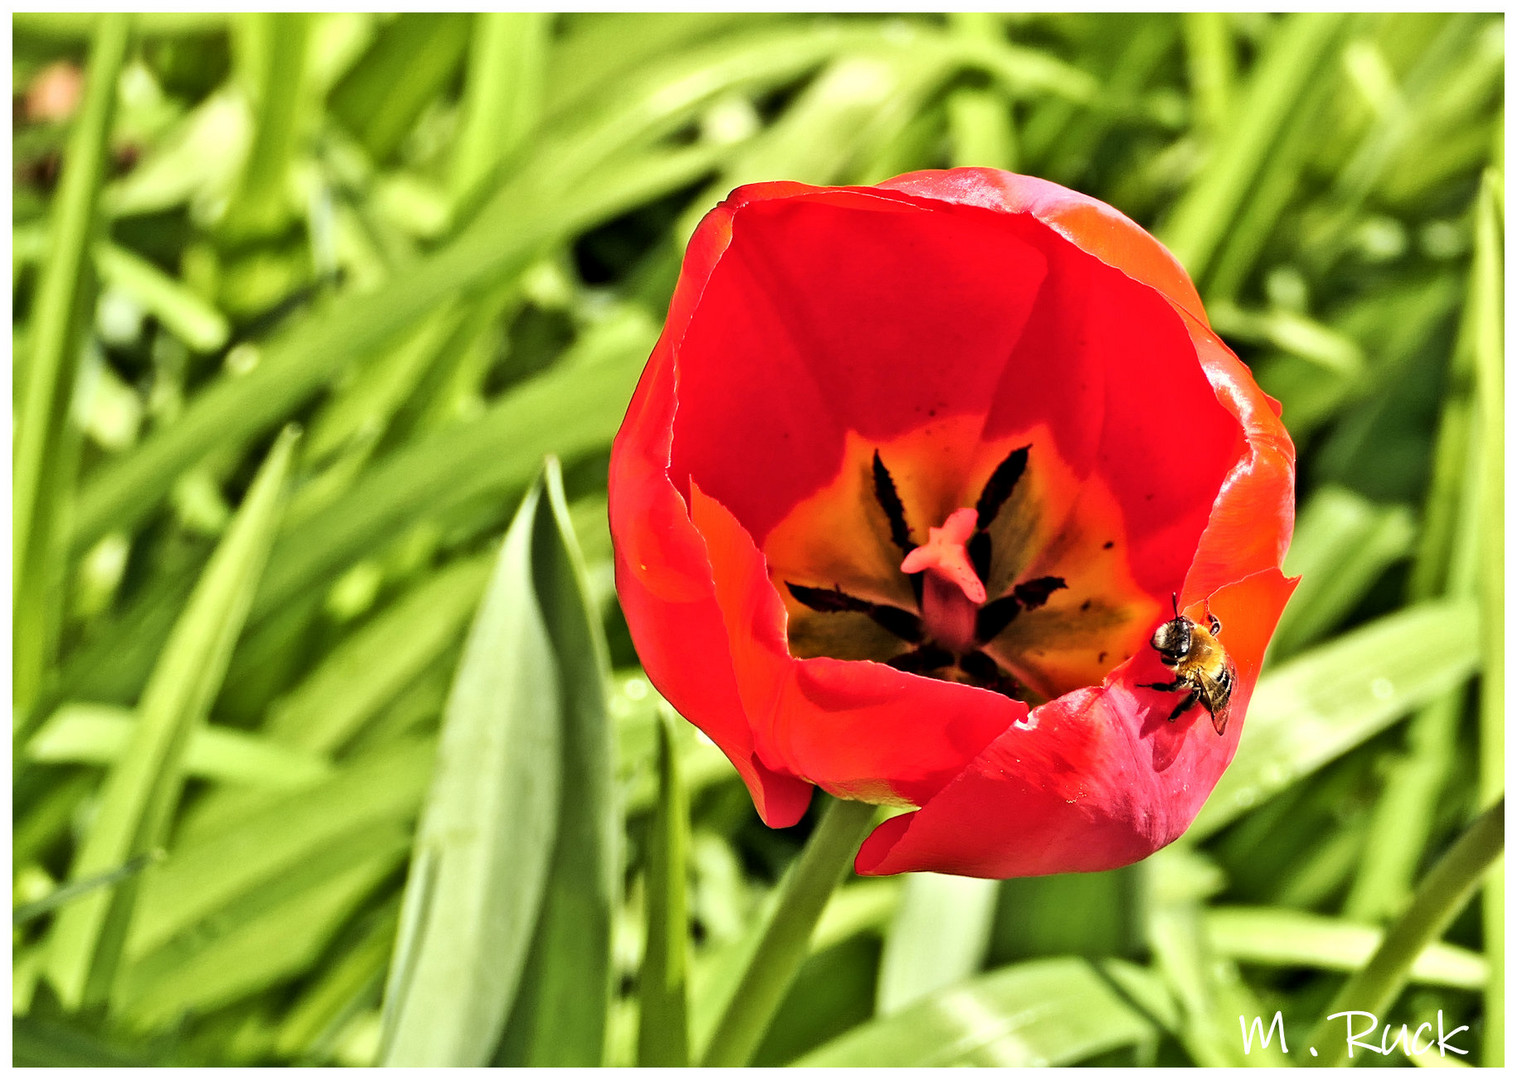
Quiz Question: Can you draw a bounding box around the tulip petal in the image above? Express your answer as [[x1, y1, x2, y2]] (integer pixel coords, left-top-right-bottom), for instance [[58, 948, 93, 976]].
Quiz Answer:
[[855, 568, 1296, 878], [877, 168, 1208, 329]]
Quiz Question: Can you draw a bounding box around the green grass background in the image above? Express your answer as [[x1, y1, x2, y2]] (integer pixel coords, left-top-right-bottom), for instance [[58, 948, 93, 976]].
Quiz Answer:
[[11, 12, 1503, 1067]]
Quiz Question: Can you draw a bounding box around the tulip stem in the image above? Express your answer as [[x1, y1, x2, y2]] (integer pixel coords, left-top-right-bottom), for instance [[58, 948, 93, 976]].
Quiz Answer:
[[1305, 796, 1504, 1068], [698, 795, 879, 1067]]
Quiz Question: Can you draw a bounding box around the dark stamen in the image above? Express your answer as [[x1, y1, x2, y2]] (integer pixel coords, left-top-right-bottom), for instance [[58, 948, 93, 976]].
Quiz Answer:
[[1013, 575, 1067, 610], [872, 451, 915, 556], [960, 650, 1024, 699], [886, 644, 954, 674], [967, 531, 992, 588], [975, 594, 1022, 643], [786, 582, 923, 643], [974, 445, 1031, 531]]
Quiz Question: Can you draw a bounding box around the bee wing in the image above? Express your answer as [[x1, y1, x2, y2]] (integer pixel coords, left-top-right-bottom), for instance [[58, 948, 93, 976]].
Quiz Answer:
[[1199, 657, 1238, 736]]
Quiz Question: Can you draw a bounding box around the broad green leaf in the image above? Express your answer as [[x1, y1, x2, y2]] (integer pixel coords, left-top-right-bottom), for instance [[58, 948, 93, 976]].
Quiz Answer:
[[45, 427, 298, 1011], [638, 710, 692, 1067], [14, 12, 130, 711], [27, 703, 332, 788], [495, 458, 620, 1067], [876, 873, 997, 1015], [795, 957, 1168, 1067], [379, 478, 562, 1067], [1205, 907, 1487, 989], [1192, 598, 1479, 838]]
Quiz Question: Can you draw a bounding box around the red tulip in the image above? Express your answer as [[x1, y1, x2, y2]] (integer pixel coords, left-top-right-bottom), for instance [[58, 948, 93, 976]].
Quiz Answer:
[[609, 168, 1296, 878]]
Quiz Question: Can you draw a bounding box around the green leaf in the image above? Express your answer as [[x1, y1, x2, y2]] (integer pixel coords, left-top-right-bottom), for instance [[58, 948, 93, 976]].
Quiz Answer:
[[1192, 598, 1479, 838], [494, 458, 620, 1066], [795, 957, 1168, 1067], [14, 12, 130, 711], [125, 736, 433, 959], [1160, 11, 1350, 282], [1149, 898, 1286, 1067], [378, 475, 562, 1066], [27, 702, 333, 788], [451, 13, 551, 206], [328, 13, 471, 164], [264, 554, 492, 754], [44, 426, 298, 1011], [114, 829, 408, 1030], [1269, 485, 1416, 658], [876, 873, 997, 1015], [1205, 906, 1488, 989], [249, 308, 655, 627], [637, 710, 692, 1067]]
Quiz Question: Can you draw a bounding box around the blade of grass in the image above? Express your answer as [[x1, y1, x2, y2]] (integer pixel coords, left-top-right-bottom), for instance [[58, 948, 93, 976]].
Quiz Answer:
[[945, 13, 1017, 171], [1192, 598, 1479, 838], [328, 13, 470, 165], [637, 709, 692, 1067], [1205, 907, 1488, 989], [44, 427, 298, 1010], [250, 307, 655, 627], [1182, 12, 1235, 140], [222, 13, 310, 242], [1160, 11, 1349, 282], [378, 478, 562, 1066], [876, 873, 997, 1015], [13, 853, 162, 927], [126, 736, 434, 956], [796, 957, 1168, 1067], [14, 12, 130, 713], [1268, 486, 1415, 659], [494, 458, 620, 1066], [698, 795, 878, 1067], [114, 828, 408, 1030], [1307, 798, 1504, 1068], [264, 554, 492, 754], [1470, 168, 1503, 1067], [275, 901, 399, 1063], [26, 702, 333, 788], [451, 13, 550, 208]]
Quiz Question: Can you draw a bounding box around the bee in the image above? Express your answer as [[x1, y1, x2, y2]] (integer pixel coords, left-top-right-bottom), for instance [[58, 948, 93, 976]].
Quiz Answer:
[[1139, 594, 1237, 735]]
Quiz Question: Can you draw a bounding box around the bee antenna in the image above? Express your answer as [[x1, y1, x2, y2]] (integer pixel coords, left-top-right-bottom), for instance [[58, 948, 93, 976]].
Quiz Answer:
[[1170, 592, 1179, 619]]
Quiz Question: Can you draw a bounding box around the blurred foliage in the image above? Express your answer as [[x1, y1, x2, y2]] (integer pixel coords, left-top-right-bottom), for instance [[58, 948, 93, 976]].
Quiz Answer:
[[11, 11, 1503, 1067]]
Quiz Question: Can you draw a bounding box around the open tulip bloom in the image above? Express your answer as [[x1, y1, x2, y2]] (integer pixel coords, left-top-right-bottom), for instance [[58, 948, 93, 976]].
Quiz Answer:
[[610, 168, 1296, 879]]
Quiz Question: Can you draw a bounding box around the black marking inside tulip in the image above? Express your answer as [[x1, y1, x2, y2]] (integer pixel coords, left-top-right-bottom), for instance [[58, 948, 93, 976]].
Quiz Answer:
[[872, 451, 915, 556], [974, 445, 1030, 531], [786, 582, 923, 643], [784, 444, 1093, 702]]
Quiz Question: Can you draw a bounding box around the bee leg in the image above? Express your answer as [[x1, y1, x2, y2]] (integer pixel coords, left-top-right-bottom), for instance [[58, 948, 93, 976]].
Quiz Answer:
[[1168, 690, 1200, 722], [1139, 679, 1184, 692], [1208, 614, 1222, 636]]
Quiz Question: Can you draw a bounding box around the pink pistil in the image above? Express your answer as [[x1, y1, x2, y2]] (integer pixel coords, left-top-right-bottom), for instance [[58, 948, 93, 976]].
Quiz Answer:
[[900, 507, 985, 651]]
